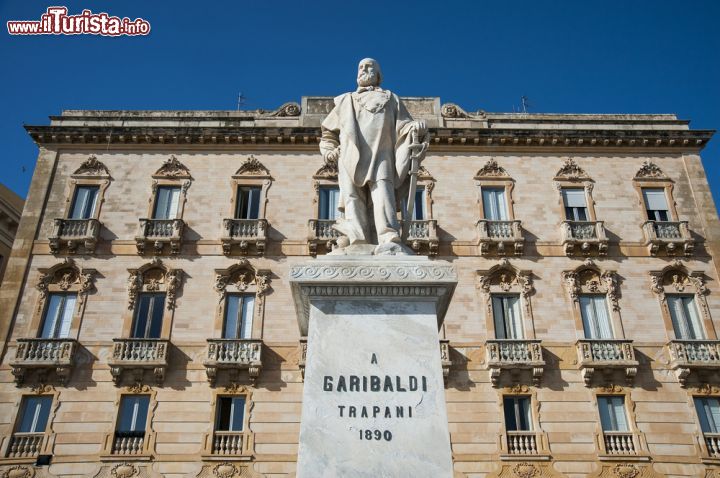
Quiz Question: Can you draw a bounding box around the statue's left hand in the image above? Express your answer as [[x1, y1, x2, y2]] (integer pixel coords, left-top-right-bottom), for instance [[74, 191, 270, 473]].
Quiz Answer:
[[412, 120, 428, 139]]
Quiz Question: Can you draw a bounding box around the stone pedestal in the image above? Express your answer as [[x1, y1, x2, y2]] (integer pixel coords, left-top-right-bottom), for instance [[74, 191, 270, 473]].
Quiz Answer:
[[290, 256, 457, 478]]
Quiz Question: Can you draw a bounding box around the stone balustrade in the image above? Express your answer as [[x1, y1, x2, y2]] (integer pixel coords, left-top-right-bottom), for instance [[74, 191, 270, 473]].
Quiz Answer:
[[211, 431, 247, 455], [403, 219, 439, 256], [506, 431, 540, 455], [486, 339, 544, 387], [221, 218, 268, 256], [476, 219, 524, 256], [576, 339, 638, 386], [642, 220, 693, 256], [603, 431, 637, 455], [109, 338, 169, 385], [49, 218, 101, 254], [561, 220, 608, 256], [307, 219, 341, 256], [668, 340, 720, 386], [6, 432, 45, 458], [11, 338, 78, 386], [205, 339, 263, 385], [135, 218, 184, 255], [111, 432, 145, 455], [704, 433, 720, 458]]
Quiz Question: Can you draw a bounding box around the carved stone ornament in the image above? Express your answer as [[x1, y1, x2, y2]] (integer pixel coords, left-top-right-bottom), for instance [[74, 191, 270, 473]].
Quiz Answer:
[[266, 101, 301, 117], [91, 463, 163, 478], [562, 262, 620, 311], [313, 156, 339, 179], [127, 258, 183, 310], [477, 259, 534, 318], [587, 464, 664, 478], [73, 155, 110, 177], [634, 160, 667, 180], [152, 155, 191, 178], [214, 260, 271, 301], [484, 462, 568, 478], [234, 155, 271, 177], [0, 465, 58, 478], [649, 264, 710, 321], [36, 258, 96, 306], [195, 462, 265, 478], [475, 158, 510, 178], [441, 102, 471, 118], [554, 157, 589, 180]]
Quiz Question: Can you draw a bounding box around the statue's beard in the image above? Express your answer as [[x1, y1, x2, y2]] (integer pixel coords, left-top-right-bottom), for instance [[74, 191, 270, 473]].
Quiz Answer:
[[357, 72, 378, 87]]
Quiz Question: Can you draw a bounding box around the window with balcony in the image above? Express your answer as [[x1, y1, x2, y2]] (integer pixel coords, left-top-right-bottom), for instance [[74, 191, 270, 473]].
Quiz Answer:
[[131, 293, 165, 339], [474, 159, 523, 256], [502, 395, 544, 456], [6, 396, 52, 458], [482, 187, 508, 221], [223, 294, 254, 339], [39, 292, 77, 339], [112, 395, 150, 455], [504, 396, 532, 431], [668, 295, 705, 340], [562, 188, 588, 221], [492, 294, 523, 339], [580, 294, 613, 340], [695, 396, 720, 458], [235, 186, 261, 220], [642, 188, 670, 222], [69, 185, 99, 219], [598, 396, 629, 432], [319, 186, 340, 220], [203, 394, 253, 457], [216, 396, 246, 432], [153, 186, 181, 220]]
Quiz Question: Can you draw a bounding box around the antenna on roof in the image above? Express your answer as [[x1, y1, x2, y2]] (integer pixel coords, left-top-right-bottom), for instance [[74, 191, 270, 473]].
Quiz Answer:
[[237, 92, 246, 111], [520, 95, 531, 114]]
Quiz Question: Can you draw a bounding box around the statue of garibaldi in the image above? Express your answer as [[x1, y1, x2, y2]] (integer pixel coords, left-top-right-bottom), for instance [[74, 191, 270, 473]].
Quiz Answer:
[[319, 58, 430, 255]]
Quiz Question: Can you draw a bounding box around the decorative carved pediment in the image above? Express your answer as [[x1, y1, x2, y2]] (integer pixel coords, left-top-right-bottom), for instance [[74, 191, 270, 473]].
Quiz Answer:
[[195, 462, 265, 478], [475, 158, 510, 179], [634, 160, 667, 180], [72, 155, 110, 177], [649, 262, 708, 299], [266, 101, 301, 117], [234, 155, 271, 177], [214, 260, 271, 300], [477, 259, 534, 297], [441, 103, 471, 118], [36, 259, 96, 304], [153, 155, 191, 179], [313, 157, 338, 179], [127, 258, 183, 310], [562, 260, 619, 311], [555, 157, 590, 181]]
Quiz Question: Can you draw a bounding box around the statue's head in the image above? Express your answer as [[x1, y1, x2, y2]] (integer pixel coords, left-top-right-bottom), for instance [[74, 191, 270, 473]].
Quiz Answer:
[[357, 58, 382, 88]]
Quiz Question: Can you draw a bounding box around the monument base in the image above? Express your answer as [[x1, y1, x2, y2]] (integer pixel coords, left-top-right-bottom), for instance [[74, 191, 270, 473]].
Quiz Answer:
[[290, 256, 457, 478]]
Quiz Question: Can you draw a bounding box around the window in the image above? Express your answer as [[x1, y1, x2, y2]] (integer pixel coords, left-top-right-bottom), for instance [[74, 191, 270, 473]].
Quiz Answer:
[[642, 188, 670, 222], [153, 186, 181, 220], [39, 292, 77, 339], [216, 396, 246, 432], [668, 295, 705, 340], [598, 396, 629, 432], [695, 397, 720, 434], [579, 295, 613, 339], [235, 186, 261, 220], [492, 294, 523, 339], [319, 187, 340, 220], [401, 187, 427, 220], [116, 395, 149, 437], [561, 188, 588, 221], [504, 396, 532, 431], [223, 294, 254, 339], [482, 187, 508, 221], [131, 293, 165, 339], [16, 396, 52, 434], [69, 185, 99, 219]]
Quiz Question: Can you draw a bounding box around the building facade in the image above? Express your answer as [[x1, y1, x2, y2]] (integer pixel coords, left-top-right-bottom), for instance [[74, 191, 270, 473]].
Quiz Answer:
[[0, 98, 719, 478], [0, 182, 23, 287]]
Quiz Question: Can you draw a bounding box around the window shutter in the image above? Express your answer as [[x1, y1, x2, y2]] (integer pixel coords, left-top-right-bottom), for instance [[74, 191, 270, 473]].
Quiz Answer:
[[223, 295, 240, 339], [58, 294, 77, 338], [167, 187, 181, 219], [562, 189, 587, 208], [667, 296, 692, 339], [592, 296, 613, 339], [682, 296, 706, 340], [642, 189, 669, 211], [241, 296, 255, 339], [506, 296, 523, 339], [492, 296, 507, 339], [40, 294, 63, 339], [611, 397, 629, 431], [579, 295, 598, 339]]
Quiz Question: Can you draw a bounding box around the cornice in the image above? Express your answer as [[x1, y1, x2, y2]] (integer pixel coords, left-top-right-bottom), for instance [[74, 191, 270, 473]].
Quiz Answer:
[[24, 125, 714, 151]]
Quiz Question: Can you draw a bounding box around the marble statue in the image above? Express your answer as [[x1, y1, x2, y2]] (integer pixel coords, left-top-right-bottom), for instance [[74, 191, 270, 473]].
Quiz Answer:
[[319, 58, 430, 254]]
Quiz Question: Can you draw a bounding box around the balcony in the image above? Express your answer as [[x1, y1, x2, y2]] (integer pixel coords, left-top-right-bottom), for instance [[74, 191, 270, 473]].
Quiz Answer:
[[111, 431, 146, 456], [221, 218, 268, 256], [642, 220, 694, 257], [204, 430, 253, 458], [135, 218, 184, 255], [109, 339, 170, 385], [576, 339, 638, 387], [49, 218, 101, 255], [476, 220, 524, 256], [10, 338, 78, 386], [5, 432, 48, 459], [204, 339, 263, 386], [601, 431, 638, 456], [486, 339, 544, 387], [504, 431, 542, 457], [440, 339, 452, 385], [403, 219, 439, 256], [704, 433, 720, 459], [667, 340, 720, 386], [561, 220, 608, 256], [307, 219, 341, 256]]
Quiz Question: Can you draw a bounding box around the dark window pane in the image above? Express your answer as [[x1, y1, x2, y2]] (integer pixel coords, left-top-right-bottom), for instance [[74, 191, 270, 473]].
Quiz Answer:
[[17, 396, 52, 433], [70, 186, 99, 219], [132, 293, 165, 339], [503, 397, 518, 431], [216, 396, 245, 432], [236, 187, 261, 220], [117, 395, 149, 433]]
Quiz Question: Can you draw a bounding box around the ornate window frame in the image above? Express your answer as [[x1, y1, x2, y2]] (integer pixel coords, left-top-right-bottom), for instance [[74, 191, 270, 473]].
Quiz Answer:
[[1, 385, 60, 462], [28, 259, 96, 339], [145, 156, 192, 219], [229, 156, 272, 220], [477, 259, 536, 339], [63, 155, 112, 220], [591, 384, 650, 460], [496, 384, 550, 458], [561, 260, 624, 339], [553, 157, 597, 221], [649, 261, 715, 340], [213, 260, 271, 339], [201, 384, 255, 459], [100, 384, 158, 459], [632, 161, 679, 221], [687, 384, 720, 462], [474, 158, 517, 220], [123, 259, 184, 339], [311, 155, 339, 216]]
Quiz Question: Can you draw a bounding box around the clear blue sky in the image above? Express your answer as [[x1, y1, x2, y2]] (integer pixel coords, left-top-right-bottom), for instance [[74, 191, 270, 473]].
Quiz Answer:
[[1, 0, 718, 205]]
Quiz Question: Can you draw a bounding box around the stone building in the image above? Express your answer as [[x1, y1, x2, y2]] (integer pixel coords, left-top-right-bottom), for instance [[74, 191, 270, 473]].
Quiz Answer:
[[0, 97, 719, 478], [0, 182, 23, 286]]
